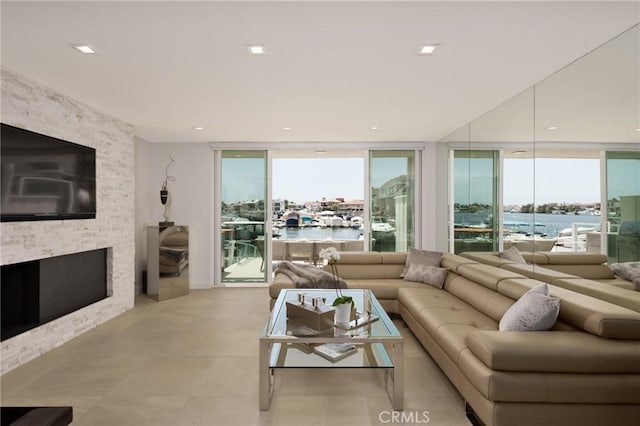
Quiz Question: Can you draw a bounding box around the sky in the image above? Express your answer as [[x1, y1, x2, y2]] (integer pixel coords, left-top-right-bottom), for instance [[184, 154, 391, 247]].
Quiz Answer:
[[272, 158, 365, 203], [225, 156, 603, 206], [504, 158, 600, 205]]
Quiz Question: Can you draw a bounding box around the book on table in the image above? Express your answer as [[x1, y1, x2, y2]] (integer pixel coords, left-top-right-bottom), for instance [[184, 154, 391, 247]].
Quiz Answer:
[[312, 343, 357, 361]]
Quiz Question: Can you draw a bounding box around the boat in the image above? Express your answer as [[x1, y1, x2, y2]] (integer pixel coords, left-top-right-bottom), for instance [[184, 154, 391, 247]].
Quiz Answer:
[[299, 213, 314, 226], [284, 211, 300, 227], [371, 216, 395, 239], [317, 211, 343, 227], [350, 216, 364, 229]]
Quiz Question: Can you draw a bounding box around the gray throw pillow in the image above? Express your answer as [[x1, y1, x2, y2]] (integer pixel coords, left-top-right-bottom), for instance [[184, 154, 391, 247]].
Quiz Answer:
[[401, 247, 443, 277], [499, 283, 560, 331], [609, 262, 640, 282], [499, 246, 527, 264], [404, 263, 449, 288]]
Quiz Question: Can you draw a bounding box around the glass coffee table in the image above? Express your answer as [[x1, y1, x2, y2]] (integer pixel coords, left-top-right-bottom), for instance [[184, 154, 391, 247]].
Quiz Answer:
[[259, 289, 404, 410]]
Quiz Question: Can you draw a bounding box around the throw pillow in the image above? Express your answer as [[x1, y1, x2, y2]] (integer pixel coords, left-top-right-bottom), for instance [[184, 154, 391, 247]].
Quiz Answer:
[[499, 246, 527, 264], [404, 263, 449, 288], [499, 284, 560, 331], [609, 262, 640, 282], [401, 247, 443, 277]]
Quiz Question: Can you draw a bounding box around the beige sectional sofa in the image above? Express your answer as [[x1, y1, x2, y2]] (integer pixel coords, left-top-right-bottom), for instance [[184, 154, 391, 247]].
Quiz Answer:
[[460, 251, 639, 313], [270, 252, 640, 426]]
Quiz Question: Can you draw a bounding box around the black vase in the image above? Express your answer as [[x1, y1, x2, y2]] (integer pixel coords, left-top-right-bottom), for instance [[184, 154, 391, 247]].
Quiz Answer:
[[160, 189, 168, 205]]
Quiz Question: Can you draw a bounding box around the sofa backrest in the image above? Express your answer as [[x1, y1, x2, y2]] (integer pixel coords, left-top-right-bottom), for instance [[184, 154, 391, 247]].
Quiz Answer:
[[445, 253, 640, 339], [461, 251, 638, 310], [442, 273, 515, 322], [441, 252, 479, 271], [526, 252, 609, 265], [497, 278, 640, 340], [326, 251, 406, 279]]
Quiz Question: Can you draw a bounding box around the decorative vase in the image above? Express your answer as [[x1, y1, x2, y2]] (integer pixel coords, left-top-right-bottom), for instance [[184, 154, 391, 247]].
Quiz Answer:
[[334, 302, 352, 325]]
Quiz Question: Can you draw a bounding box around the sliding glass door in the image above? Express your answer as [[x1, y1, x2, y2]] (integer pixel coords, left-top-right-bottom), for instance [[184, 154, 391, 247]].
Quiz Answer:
[[605, 151, 640, 263], [220, 151, 268, 283], [369, 150, 416, 252]]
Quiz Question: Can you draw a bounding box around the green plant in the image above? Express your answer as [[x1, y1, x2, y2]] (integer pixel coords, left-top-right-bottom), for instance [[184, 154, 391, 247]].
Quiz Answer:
[[332, 295, 354, 308]]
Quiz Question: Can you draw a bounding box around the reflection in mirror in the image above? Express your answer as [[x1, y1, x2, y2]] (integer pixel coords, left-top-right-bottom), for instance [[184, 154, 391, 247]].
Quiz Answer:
[[535, 25, 639, 143], [148, 225, 189, 301], [535, 24, 639, 258], [439, 124, 469, 144], [452, 150, 500, 254], [469, 88, 535, 252], [441, 24, 638, 258]]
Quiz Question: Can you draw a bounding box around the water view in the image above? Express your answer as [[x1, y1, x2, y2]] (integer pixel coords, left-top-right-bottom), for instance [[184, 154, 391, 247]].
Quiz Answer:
[[277, 226, 361, 241], [503, 212, 601, 238]]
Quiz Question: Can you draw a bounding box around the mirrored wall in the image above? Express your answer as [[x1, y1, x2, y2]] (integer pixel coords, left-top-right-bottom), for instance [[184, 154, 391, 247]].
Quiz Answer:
[[443, 24, 639, 262]]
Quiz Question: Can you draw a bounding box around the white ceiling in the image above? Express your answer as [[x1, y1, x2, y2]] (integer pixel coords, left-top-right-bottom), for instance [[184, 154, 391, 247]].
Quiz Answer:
[[2, 1, 639, 144]]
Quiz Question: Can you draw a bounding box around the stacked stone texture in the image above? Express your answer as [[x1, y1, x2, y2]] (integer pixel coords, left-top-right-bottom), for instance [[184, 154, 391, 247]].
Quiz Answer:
[[1, 69, 135, 374]]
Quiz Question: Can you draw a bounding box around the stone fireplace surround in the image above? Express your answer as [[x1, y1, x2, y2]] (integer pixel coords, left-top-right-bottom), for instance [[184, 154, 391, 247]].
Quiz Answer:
[[0, 69, 135, 374]]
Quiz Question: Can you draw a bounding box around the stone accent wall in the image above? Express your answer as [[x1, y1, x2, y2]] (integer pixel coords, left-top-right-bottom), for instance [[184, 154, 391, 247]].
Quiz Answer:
[[0, 69, 135, 374]]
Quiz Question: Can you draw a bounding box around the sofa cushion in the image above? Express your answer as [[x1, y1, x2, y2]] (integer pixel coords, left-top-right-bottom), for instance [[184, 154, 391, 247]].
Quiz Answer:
[[270, 272, 295, 298], [398, 286, 468, 313], [332, 263, 405, 279], [342, 278, 424, 300], [499, 246, 527, 264], [334, 251, 383, 264], [381, 251, 407, 265], [400, 247, 443, 277], [499, 284, 560, 331], [458, 348, 640, 403], [465, 330, 640, 373], [404, 263, 448, 288], [519, 251, 551, 264], [597, 278, 637, 291]]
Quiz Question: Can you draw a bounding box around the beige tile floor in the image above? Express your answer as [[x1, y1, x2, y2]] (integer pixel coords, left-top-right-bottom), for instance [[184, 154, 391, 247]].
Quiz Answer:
[[1, 288, 469, 426]]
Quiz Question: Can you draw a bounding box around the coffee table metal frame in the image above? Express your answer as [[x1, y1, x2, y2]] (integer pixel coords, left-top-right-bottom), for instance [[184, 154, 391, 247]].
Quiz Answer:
[[259, 289, 404, 410]]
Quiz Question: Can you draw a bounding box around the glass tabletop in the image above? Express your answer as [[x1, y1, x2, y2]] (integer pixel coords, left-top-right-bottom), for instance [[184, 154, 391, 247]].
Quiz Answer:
[[262, 289, 402, 368], [264, 289, 401, 339]]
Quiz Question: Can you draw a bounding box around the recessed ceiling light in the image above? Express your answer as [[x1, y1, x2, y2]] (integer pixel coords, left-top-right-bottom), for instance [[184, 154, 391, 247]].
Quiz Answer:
[[70, 44, 98, 54], [370, 126, 380, 131], [282, 127, 292, 131], [247, 45, 266, 55], [316, 150, 326, 154], [193, 126, 204, 131], [546, 126, 559, 130], [635, 128, 640, 132], [511, 150, 528, 155], [418, 44, 439, 55]]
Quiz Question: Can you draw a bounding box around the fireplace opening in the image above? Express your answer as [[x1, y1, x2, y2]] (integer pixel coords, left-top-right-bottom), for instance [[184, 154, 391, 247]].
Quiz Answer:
[[1, 248, 108, 341]]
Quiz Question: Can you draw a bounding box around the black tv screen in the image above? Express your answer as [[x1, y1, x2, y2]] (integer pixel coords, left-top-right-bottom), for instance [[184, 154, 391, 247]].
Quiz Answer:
[[1, 123, 96, 222]]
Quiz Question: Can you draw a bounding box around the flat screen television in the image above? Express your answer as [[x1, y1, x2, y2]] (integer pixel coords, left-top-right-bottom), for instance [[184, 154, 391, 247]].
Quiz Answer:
[[1, 123, 96, 222]]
